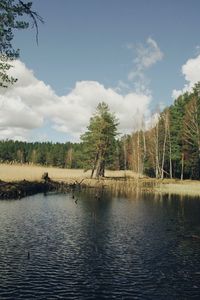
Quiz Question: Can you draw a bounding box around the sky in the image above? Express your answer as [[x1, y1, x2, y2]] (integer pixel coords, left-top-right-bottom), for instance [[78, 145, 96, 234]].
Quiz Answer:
[[1, 0, 200, 142]]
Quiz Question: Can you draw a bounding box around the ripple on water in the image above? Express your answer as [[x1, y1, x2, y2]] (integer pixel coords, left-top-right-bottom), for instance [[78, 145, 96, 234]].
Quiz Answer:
[[0, 192, 200, 299]]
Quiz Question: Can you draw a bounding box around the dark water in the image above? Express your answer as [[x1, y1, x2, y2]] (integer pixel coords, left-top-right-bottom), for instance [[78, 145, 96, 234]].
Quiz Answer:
[[0, 190, 200, 299]]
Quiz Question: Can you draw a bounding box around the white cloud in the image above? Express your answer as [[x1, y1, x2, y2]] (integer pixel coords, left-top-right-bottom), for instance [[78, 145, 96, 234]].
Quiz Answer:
[[127, 37, 163, 93], [0, 60, 58, 140], [172, 54, 200, 99], [134, 37, 163, 69], [0, 60, 152, 141], [0, 96, 43, 129], [0, 127, 28, 141], [53, 81, 151, 136]]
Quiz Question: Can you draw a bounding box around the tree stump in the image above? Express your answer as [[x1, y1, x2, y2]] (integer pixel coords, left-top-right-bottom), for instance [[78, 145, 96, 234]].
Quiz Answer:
[[42, 172, 50, 182]]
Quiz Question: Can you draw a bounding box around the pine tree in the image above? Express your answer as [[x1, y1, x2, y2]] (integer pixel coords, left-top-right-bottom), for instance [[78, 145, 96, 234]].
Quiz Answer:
[[81, 102, 118, 178]]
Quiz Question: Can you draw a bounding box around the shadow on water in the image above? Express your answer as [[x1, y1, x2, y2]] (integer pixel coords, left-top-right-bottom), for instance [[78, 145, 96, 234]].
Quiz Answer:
[[0, 187, 200, 299]]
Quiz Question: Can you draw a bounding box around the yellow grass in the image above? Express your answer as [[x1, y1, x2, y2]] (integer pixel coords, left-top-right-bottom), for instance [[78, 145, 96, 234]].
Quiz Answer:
[[1, 163, 200, 196], [156, 181, 200, 196], [0, 163, 137, 183]]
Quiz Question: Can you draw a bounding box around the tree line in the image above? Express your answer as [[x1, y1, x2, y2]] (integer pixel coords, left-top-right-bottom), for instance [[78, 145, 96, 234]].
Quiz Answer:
[[0, 103, 124, 174], [1, 84, 200, 180], [1, 84, 200, 179], [1, 2, 200, 179], [0, 140, 83, 168], [123, 82, 200, 180]]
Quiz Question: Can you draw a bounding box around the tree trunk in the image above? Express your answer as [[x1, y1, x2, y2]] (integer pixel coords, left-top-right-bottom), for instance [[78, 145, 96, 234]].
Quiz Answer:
[[123, 140, 127, 171], [91, 152, 99, 178], [142, 129, 146, 174], [181, 153, 184, 180], [168, 128, 173, 179], [161, 114, 167, 179], [99, 160, 105, 177], [95, 159, 103, 178], [155, 122, 160, 178], [95, 149, 102, 179]]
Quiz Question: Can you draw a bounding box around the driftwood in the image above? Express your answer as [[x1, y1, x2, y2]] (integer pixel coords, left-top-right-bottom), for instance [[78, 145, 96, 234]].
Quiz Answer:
[[0, 175, 87, 200], [41, 172, 50, 182], [0, 180, 50, 199]]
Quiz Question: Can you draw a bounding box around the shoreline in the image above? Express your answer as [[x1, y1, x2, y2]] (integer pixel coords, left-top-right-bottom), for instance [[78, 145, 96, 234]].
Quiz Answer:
[[1, 163, 200, 198]]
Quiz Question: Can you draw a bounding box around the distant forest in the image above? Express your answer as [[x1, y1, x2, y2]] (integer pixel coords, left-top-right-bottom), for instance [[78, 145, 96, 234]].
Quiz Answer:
[[1, 83, 200, 180], [0, 140, 125, 170]]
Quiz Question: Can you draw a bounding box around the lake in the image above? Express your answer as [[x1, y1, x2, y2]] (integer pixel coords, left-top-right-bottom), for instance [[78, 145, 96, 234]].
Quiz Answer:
[[0, 190, 200, 299]]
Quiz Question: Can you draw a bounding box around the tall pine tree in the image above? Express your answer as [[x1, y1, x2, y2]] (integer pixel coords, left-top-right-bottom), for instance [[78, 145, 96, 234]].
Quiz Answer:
[[81, 102, 118, 178]]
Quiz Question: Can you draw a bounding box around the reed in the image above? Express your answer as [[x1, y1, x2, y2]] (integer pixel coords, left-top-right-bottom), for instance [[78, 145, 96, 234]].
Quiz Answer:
[[1, 163, 200, 196]]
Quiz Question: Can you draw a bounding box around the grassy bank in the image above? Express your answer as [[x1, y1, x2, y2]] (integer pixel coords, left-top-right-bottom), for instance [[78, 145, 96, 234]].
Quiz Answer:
[[1, 163, 200, 197], [155, 180, 200, 196], [0, 163, 136, 182]]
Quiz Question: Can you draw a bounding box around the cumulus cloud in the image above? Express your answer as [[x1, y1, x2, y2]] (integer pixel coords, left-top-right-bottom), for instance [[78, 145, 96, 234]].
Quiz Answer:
[[0, 95, 43, 134], [52, 81, 151, 136], [127, 37, 163, 93], [0, 60, 152, 141], [172, 54, 200, 99], [0, 60, 58, 140]]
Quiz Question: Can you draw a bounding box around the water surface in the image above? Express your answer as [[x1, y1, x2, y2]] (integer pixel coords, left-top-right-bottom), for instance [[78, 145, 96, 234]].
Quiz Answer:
[[0, 190, 200, 299]]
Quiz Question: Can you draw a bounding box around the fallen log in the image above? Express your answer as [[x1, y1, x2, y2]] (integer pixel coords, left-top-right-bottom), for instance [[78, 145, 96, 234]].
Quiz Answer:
[[0, 176, 75, 200]]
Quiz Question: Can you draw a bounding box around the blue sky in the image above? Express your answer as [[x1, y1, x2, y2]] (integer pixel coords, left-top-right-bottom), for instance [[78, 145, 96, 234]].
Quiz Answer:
[[1, 0, 200, 142]]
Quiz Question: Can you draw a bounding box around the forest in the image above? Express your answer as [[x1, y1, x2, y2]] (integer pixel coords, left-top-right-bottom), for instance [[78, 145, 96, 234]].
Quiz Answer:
[[1, 1, 200, 180], [1, 83, 200, 180], [124, 82, 200, 180]]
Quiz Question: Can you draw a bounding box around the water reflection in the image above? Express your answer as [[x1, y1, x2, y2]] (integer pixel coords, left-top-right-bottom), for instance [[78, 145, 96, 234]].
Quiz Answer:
[[0, 191, 200, 299]]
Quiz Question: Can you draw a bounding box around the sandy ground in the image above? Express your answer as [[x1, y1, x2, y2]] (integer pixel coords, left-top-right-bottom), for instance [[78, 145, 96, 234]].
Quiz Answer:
[[0, 163, 136, 182]]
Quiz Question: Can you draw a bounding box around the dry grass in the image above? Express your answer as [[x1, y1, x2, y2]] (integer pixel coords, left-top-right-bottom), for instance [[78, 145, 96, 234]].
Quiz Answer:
[[1, 163, 200, 196], [0, 164, 88, 182], [0, 163, 137, 183], [156, 181, 200, 196]]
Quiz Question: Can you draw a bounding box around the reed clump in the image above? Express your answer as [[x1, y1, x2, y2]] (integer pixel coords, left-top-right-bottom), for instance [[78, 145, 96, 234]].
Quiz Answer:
[[1, 163, 200, 197]]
